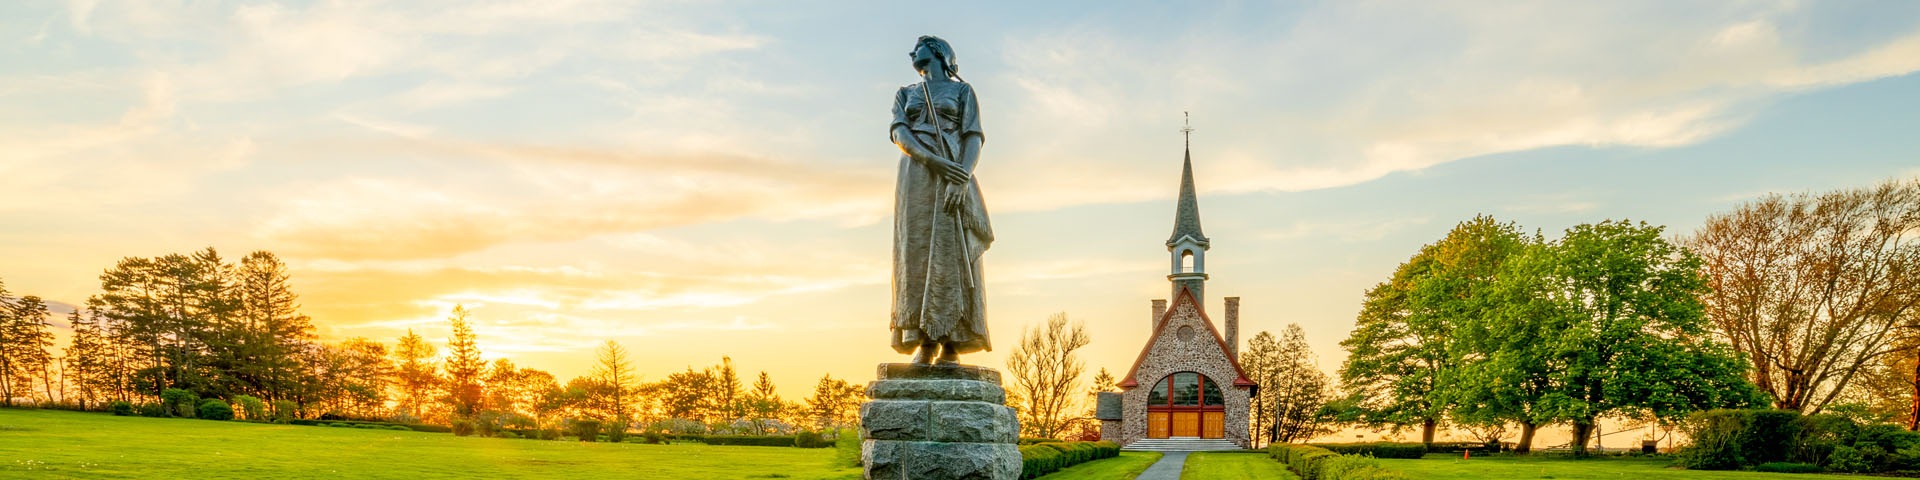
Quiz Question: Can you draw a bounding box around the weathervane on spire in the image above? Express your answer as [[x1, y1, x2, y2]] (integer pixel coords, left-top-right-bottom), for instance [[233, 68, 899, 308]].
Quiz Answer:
[[1181, 111, 1193, 149]]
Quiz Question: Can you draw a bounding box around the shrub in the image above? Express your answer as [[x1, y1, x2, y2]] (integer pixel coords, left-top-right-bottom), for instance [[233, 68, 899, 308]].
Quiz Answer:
[[573, 419, 603, 442], [109, 401, 134, 416], [137, 403, 165, 418], [451, 419, 475, 437], [795, 430, 831, 448], [834, 428, 862, 468], [160, 388, 198, 418], [1827, 445, 1871, 473], [271, 400, 298, 423], [474, 412, 501, 437], [1677, 409, 1747, 470], [1791, 413, 1858, 464], [1019, 445, 1063, 479], [1272, 444, 1341, 480], [1739, 410, 1800, 464], [605, 422, 628, 443], [1755, 462, 1823, 473], [536, 427, 563, 440], [635, 431, 668, 444], [1321, 454, 1414, 480], [231, 395, 266, 421], [197, 399, 235, 421], [1313, 442, 1427, 459]]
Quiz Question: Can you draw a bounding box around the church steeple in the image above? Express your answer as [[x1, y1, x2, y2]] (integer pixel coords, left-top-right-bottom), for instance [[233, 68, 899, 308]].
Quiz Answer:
[[1168, 113, 1209, 303]]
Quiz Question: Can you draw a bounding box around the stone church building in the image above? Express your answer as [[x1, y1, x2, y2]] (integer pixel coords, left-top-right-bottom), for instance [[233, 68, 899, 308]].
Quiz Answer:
[[1096, 143, 1255, 450]]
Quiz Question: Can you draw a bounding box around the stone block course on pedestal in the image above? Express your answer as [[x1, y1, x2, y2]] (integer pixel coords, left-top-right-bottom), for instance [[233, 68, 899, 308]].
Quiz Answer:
[[861, 363, 1021, 480]]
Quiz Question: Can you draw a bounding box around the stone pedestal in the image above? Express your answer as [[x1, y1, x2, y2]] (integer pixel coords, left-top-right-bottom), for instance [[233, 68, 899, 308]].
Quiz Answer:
[[860, 363, 1021, 480]]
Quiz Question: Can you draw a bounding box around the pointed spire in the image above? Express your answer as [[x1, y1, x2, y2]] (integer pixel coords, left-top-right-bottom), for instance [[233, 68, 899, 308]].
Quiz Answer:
[[1168, 114, 1208, 248]]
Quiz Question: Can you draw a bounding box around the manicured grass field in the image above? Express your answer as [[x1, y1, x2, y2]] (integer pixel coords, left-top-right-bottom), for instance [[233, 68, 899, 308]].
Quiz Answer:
[[1380, 453, 1860, 479], [0, 408, 861, 479], [1035, 451, 1161, 479], [1180, 452, 1301, 480]]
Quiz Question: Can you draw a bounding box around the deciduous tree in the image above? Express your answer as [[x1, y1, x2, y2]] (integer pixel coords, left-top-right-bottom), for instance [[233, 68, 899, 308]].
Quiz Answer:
[[1683, 179, 1920, 413], [1005, 313, 1091, 439]]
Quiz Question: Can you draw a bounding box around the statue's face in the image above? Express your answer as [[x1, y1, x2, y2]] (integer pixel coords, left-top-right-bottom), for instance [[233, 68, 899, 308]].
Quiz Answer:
[[912, 43, 939, 73]]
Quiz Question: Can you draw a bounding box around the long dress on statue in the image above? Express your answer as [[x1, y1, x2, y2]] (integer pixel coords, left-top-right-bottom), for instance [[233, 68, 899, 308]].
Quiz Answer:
[[889, 80, 992, 355]]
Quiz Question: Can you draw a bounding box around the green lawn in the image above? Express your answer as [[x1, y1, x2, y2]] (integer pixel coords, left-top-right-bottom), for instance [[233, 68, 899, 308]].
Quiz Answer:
[[1044, 449, 1159, 480], [1381, 454, 1861, 479], [1036, 451, 1162, 479], [1181, 452, 1301, 480], [0, 408, 861, 479]]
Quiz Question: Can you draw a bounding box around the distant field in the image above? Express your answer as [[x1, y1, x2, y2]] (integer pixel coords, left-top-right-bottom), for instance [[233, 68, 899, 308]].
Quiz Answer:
[[1381, 453, 1860, 480], [0, 408, 860, 479]]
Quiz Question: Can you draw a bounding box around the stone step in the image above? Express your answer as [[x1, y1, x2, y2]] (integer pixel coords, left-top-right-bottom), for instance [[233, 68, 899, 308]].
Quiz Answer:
[[1122, 437, 1243, 452]]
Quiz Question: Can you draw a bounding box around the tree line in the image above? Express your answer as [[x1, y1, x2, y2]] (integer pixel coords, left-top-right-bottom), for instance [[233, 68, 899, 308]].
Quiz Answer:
[[1315, 177, 1920, 453], [0, 249, 867, 434]]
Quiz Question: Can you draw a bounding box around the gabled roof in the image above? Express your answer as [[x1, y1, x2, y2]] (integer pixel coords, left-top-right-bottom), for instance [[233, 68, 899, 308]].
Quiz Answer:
[[1166, 148, 1209, 248], [1116, 285, 1254, 389]]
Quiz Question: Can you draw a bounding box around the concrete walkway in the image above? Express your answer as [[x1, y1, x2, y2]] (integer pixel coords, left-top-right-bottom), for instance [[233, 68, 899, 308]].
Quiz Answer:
[[1134, 451, 1190, 480]]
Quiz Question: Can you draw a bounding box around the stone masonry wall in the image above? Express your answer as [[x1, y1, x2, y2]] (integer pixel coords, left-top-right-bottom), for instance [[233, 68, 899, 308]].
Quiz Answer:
[[1118, 300, 1250, 448]]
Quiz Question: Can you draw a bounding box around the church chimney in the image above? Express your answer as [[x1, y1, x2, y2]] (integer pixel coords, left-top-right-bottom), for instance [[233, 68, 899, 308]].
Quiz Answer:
[[1151, 299, 1167, 331], [1224, 297, 1240, 358]]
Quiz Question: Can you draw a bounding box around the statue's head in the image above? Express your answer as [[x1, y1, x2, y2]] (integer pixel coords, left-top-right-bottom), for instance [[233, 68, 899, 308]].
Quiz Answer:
[[911, 35, 957, 79]]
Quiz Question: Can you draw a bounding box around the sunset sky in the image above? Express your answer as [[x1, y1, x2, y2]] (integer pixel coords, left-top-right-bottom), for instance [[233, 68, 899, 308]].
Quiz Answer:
[[5, 1, 1920, 415]]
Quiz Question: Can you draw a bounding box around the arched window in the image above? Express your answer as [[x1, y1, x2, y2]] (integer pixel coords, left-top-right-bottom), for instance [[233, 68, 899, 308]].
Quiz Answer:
[[1147, 372, 1223, 407], [1180, 250, 1194, 272]]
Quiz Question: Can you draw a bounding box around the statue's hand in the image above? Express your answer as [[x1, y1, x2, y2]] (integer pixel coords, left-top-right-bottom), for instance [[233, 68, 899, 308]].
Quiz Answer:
[[931, 157, 970, 184], [943, 183, 966, 212]]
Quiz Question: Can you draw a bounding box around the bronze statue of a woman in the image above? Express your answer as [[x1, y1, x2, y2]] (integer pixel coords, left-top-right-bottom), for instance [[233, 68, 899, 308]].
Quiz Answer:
[[889, 35, 991, 366]]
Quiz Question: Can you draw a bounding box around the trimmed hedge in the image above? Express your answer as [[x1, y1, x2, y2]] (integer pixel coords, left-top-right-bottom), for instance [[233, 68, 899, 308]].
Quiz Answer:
[[1019, 441, 1119, 479], [702, 435, 798, 447], [1321, 454, 1415, 480], [1755, 462, 1823, 473], [1311, 442, 1427, 459], [1270, 444, 1411, 480], [288, 418, 453, 433], [1270, 444, 1340, 480]]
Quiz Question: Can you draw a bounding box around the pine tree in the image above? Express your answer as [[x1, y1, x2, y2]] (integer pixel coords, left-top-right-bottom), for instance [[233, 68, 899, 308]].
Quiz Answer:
[[716, 356, 743, 420], [748, 371, 781, 434], [0, 289, 55, 407], [441, 306, 486, 418], [233, 251, 315, 402], [65, 309, 109, 409]]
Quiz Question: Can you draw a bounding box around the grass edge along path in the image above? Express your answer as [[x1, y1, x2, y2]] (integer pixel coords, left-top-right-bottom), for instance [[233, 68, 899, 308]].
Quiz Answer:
[[1179, 451, 1302, 480], [0, 408, 860, 479], [1034, 450, 1162, 480], [1380, 453, 1863, 480]]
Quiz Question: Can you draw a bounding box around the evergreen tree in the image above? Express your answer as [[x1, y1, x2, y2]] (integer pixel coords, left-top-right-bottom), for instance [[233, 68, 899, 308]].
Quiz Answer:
[[441, 305, 486, 418], [747, 371, 782, 434], [232, 251, 315, 402], [0, 287, 56, 406], [716, 356, 743, 420], [65, 309, 109, 409]]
